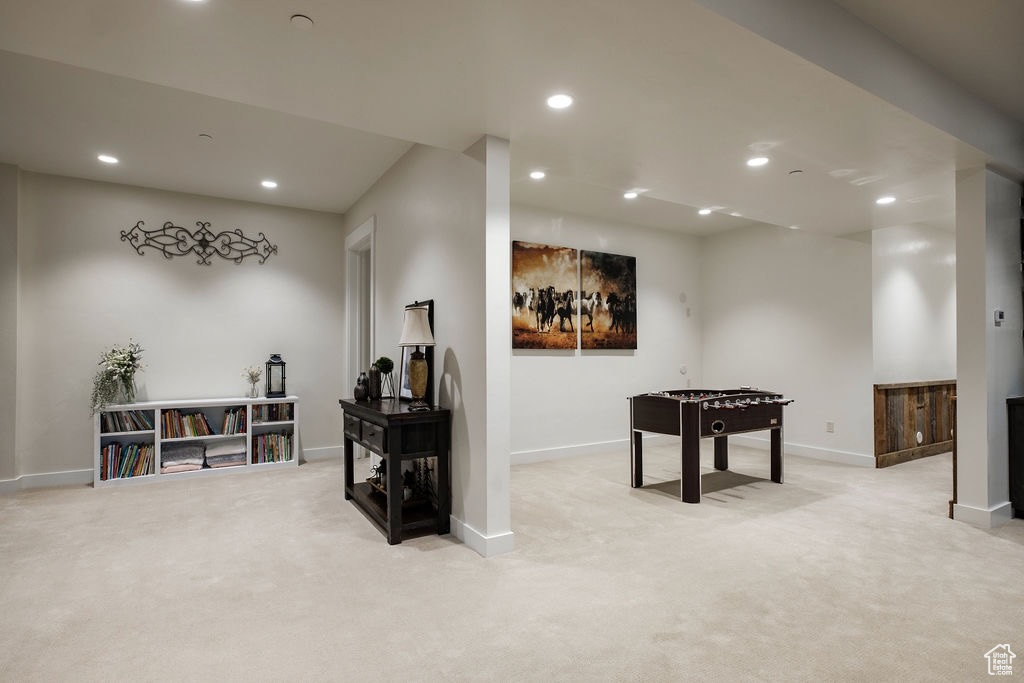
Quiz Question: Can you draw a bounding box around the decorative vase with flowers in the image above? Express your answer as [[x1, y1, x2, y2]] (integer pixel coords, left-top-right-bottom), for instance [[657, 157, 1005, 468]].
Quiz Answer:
[[90, 339, 145, 413], [242, 365, 262, 398]]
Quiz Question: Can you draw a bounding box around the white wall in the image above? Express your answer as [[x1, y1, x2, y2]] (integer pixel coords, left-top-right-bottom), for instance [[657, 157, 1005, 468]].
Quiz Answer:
[[510, 205, 703, 461], [0, 164, 18, 482], [14, 173, 345, 480], [341, 143, 512, 552], [872, 224, 956, 383], [701, 225, 874, 464]]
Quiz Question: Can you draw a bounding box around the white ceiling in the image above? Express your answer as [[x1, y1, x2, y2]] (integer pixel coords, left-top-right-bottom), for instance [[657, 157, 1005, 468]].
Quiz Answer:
[[0, 0, 1019, 237]]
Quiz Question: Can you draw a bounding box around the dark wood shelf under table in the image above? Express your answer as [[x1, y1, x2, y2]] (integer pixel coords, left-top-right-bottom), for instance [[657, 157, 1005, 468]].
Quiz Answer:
[[339, 398, 451, 544]]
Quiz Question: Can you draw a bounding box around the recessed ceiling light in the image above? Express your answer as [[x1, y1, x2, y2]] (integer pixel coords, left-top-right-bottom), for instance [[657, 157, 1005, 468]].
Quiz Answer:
[[623, 191, 638, 199], [698, 208, 712, 216], [97, 154, 118, 164], [546, 93, 573, 109], [261, 180, 278, 189], [746, 156, 769, 167], [290, 14, 314, 29], [789, 225, 800, 230], [529, 170, 546, 180], [876, 195, 896, 205]]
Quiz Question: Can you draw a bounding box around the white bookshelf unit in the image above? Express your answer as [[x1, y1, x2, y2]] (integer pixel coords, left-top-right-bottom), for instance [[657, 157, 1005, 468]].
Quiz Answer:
[[94, 396, 299, 487]]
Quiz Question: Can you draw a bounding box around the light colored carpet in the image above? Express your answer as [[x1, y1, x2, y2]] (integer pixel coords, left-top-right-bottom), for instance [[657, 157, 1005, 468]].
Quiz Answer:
[[1, 443, 1022, 681]]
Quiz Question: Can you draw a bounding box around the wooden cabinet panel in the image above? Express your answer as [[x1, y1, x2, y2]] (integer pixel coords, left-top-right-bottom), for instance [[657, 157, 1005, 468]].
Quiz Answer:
[[873, 381, 955, 467]]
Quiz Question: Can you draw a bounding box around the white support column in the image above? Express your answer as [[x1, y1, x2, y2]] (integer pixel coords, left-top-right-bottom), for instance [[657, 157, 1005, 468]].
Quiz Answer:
[[483, 136, 513, 550], [954, 166, 1022, 527], [456, 135, 514, 556]]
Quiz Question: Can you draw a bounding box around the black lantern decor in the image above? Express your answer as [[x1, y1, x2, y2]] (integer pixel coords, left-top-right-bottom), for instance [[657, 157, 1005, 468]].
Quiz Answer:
[[266, 354, 286, 398]]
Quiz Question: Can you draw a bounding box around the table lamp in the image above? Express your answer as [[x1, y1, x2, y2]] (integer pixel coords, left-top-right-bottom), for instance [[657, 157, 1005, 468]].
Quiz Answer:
[[399, 303, 435, 410]]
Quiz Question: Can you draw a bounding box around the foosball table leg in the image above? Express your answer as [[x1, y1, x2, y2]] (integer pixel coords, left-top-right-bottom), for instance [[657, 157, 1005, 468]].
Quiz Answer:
[[714, 436, 728, 471], [631, 429, 644, 488], [681, 408, 701, 503], [770, 427, 784, 484]]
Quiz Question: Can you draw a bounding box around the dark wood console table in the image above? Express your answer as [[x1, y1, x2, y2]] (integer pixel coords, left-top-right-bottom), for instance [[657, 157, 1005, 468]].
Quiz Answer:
[[629, 389, 791, 503], [339, 398, 451, 544]]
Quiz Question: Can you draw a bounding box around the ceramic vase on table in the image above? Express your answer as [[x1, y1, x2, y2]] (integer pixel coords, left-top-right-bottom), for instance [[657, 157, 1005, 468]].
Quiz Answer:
[[368, 367, 382, 400], [354, 372, 370, 401]]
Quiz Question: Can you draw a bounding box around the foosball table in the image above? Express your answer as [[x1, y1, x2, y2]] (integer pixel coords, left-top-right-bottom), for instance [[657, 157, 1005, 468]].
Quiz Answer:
[[628, 388, 794, 503]]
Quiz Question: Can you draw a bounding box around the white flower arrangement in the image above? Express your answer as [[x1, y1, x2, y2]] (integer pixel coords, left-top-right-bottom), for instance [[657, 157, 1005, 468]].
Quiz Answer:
[[242, 365, 263, 385], [91, 340, 145, 413]]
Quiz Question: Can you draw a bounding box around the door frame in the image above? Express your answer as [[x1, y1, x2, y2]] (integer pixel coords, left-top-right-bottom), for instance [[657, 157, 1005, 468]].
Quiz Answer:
[[345, 216, 375, 395]]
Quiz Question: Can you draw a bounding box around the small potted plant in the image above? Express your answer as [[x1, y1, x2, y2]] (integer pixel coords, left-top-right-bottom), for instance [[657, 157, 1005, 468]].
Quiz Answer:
[[373, 355, 395, 399]]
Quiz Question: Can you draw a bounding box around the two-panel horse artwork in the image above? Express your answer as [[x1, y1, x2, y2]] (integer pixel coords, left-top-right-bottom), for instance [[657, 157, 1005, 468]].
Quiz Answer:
[[511, 241, 637, 350]]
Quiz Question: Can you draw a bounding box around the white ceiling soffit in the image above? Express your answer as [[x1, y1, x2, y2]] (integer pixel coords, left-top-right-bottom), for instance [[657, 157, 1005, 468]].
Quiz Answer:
[[833, 0, 1024, 127], [694, 0, 1024, 177], [0, 0, 1008, 235], [0, 50, 412, 214]]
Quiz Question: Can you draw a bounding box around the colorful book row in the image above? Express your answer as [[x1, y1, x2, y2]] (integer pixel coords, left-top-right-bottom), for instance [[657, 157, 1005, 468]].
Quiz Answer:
[[252, 403, 293, 423], [100, 442, 155, 480], [221, 406, 247, 435], [100, 410, 155, 433], [162, 409, 215, 438], [252, 432, 292, 464]]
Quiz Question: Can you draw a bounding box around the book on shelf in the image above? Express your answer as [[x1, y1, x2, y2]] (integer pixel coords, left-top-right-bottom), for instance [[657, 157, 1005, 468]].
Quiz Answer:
[[252, 402, 293, 424], [221, 406, 246, 435], [100, 442, 155, 481], [161, 409, 216, 438], [251, 432, 293, 464], [100, 409, 154, 433]]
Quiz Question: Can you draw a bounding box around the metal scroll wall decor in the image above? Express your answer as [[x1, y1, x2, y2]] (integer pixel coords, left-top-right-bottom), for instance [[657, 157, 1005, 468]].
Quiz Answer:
[[120, 220, 278, 265]]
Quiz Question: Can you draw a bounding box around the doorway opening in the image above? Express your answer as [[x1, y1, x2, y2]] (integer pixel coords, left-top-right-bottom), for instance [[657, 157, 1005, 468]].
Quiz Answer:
[[345, 216, 375, 401]]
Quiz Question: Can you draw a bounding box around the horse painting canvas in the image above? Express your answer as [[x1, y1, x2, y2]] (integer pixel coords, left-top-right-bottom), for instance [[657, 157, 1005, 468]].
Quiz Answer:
[[580, 250, 637, 349], [511, 241, 578, 349]]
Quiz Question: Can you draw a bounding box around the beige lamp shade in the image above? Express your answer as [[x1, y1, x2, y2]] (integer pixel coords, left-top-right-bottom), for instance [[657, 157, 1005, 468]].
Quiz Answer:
[[399, 305, 435, 347]]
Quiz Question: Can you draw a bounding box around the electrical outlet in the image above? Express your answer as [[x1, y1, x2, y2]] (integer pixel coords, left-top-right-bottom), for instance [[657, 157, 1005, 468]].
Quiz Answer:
[[825, 421, 835, 433]]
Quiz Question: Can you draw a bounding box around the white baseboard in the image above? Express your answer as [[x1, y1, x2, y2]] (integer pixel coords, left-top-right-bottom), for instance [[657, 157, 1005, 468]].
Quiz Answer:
[[953, 501, 1014, 528], [728, 434, 874, 467], [450, 516, 515, 557], [0, 446, 346, 493], [301, 445, 341, 463], [0, 468, 93, 494], [513, 434, 873, 467], [512, 434, 674, 465]]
